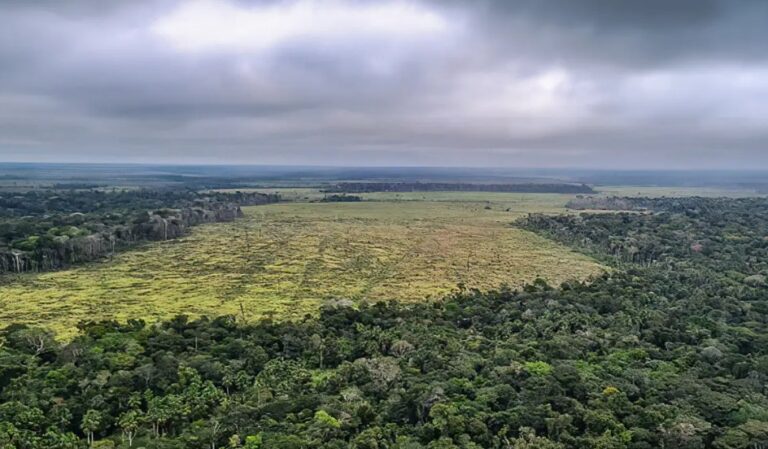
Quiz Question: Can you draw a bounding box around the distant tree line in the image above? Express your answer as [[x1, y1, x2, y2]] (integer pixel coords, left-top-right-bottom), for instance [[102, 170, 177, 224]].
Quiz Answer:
[[323, 182, 595, 194], [0, 189, 279, 274], [320, 194, 363, 203]]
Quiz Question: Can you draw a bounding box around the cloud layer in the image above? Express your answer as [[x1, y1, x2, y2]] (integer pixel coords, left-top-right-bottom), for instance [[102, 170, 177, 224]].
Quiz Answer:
[[1, 0, 766, 168]]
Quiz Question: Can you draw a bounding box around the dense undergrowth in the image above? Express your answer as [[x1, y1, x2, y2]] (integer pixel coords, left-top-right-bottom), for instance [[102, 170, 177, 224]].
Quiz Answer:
[[2, 197, 768, 448]]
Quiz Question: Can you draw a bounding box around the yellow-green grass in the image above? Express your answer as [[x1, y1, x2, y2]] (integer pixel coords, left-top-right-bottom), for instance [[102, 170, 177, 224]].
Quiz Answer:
[[0, 198, 604, 339], [219, 187, 581, 209], [221, 185, 768, 202]]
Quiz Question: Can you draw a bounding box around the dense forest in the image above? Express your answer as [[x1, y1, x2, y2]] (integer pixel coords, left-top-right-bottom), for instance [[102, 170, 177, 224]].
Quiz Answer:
[[0, 189, 278, 274], [323, 183, 595, 194], [2, 196, 768, 448]]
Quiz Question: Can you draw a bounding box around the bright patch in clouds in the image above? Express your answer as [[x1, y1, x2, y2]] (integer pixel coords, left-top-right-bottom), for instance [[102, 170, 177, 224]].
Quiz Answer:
[[447, 67, 595, 121], [153, 0, 451, 53]]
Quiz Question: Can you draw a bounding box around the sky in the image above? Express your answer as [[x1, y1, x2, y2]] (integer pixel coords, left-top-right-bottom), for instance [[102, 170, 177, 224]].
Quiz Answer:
[[0, 0, 766, 169]]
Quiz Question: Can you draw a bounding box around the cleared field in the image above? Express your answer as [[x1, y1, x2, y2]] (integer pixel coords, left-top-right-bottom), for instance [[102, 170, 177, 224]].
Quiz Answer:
[[220, 187, 583, 208], [0, 196, 604, 339]]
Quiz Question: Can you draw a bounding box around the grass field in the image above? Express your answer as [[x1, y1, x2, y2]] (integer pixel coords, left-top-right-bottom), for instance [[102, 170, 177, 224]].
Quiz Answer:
[[0, 194, 604, 339]]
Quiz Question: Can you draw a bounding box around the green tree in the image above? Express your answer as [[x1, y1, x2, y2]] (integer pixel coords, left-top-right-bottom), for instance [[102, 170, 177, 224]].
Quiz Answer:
[[118, 410, 141, 447], [81, 409, 102, 447], [506, 427, 564, 449], [243, 433, 263, 449]]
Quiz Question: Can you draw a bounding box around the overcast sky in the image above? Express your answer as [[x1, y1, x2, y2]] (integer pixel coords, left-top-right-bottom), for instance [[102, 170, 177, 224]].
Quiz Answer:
[[1, 0, 766, 168]]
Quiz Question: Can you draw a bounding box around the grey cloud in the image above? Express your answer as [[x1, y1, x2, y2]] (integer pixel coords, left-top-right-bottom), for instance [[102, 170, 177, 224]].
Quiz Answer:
[[467, 0, 768, 67], [0, 0, 767, 168]]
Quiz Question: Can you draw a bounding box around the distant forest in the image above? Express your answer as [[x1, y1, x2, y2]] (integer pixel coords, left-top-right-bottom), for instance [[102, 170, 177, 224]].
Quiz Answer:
[[0, 189, 278, 274], [2, 196, 768, 448], [323, 182, 595, 194]]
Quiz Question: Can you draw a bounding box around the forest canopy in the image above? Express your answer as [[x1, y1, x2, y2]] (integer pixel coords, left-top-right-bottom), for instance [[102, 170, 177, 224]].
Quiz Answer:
[[1, 196, 768, 448]]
